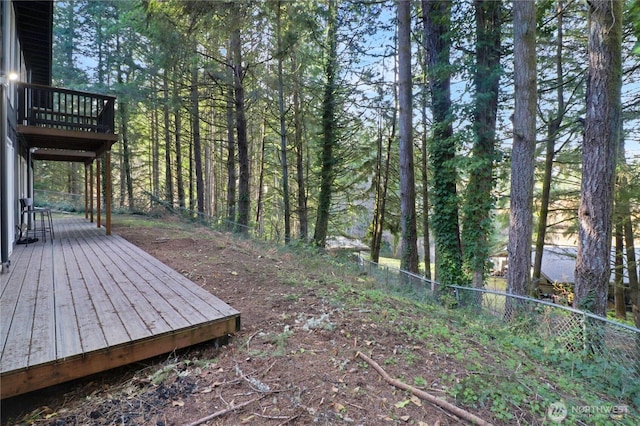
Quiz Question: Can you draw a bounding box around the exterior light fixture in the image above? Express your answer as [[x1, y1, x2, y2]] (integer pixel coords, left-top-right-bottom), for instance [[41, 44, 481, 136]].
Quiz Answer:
[[0, 72, 19, 85]]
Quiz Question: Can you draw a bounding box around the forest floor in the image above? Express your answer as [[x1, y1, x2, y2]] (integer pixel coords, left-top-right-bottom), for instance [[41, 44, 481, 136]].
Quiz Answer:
[[1, 214, 636, 426]]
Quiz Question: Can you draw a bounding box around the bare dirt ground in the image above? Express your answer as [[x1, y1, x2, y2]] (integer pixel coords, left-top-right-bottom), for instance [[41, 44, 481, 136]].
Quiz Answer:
[[2, 216, 494, 425]]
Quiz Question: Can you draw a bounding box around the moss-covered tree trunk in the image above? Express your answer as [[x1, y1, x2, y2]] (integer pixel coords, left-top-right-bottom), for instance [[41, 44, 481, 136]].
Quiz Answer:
[[462, 0, 502, 288], [313, 0, 338, 247], [422, 0, 462, 284]]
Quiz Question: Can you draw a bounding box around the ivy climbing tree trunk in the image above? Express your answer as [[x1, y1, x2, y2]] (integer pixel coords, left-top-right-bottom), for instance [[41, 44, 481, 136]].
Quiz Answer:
[[422, 0, 462, 284], [462, 0, 502, 288], [313, 0, 338, 247], [397, 0, 419, 273], [507, 0, 536, 302], [574, 0, 621, 316]]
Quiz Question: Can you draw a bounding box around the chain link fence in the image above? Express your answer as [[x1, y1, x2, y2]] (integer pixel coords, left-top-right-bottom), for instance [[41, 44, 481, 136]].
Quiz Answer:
[[32, 190, 640, 402], [356, 255, 640, 401]]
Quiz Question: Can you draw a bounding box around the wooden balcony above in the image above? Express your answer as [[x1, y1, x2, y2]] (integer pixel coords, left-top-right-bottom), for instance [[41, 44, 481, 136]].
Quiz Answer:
[[16, 83, 117, 163]]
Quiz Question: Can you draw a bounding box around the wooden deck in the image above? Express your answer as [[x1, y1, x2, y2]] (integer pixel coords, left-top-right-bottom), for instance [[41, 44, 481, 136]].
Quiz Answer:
[[0, 216, 240, 399]]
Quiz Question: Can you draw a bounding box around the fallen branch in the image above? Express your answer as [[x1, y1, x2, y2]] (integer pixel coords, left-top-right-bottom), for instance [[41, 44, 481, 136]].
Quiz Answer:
[[356, 351, 493, 426], [182, 395, 264, 426]]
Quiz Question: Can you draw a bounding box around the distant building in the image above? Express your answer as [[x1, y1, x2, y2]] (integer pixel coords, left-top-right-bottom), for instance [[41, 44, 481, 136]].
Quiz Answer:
[[490, 246, 638, 299]]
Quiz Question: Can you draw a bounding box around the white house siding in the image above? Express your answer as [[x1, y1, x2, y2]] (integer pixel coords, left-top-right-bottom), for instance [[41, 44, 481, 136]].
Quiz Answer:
[[1, 0, 24, 263]]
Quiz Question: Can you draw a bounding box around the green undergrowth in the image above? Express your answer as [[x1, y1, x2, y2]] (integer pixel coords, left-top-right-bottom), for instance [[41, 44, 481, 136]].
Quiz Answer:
[[274, 240, 639, 424], [116, 214, 639, 424], [111, 212, 218, 238]]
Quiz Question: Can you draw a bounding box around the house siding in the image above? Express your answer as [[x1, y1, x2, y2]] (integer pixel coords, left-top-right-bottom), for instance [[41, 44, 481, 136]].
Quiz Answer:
[[1, 0, 32, 266]]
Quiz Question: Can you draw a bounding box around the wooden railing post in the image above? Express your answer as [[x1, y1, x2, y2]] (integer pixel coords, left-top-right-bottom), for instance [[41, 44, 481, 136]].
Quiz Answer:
[[84, 164, 88, 219], [106, 151, 111, 235], [89, 162, 94, 223], [96, 157, 101, 228]]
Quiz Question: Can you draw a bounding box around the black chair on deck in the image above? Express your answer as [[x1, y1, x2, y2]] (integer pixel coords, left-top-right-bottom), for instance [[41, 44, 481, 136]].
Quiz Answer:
[[19, 198, 54, 244]]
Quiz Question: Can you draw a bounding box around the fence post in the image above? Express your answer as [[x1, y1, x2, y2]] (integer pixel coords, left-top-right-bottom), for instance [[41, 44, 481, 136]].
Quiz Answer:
[[581, 312, 587, 354]]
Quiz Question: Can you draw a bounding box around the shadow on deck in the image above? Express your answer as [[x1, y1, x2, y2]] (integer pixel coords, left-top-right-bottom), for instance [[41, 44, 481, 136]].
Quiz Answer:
[[0, 215, 240, 399]]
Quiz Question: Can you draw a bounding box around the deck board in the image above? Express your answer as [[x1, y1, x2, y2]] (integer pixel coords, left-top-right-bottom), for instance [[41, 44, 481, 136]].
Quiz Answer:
[[1, 243, 44, 371], [0, 215, 240, 399], [27, 240, 56, 368]]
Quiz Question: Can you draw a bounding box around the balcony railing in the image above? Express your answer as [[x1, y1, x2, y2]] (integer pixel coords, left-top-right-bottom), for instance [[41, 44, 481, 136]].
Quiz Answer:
[[17, 83, 115, 135]]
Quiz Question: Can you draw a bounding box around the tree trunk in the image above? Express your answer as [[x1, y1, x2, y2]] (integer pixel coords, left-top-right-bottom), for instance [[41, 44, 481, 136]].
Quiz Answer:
[[419, 22, 431, 280], [152, 84, 160, 202], [371, 47, 397, 264], [533, 1, 565, 295], [614, 222, 626, 319], [191, 62, 205, 215], [313, 0, 338, 247], [420, 107, 431, 280], [397, 0, 419, 273], [374, 135, 393, 263], [163, 69, 174, 209], [507, 0, 536, 302], [225, 45, 237, 225], [371, 123, 383, 261], [173, 72, 185, 210], [119, 135, 125, 208], [255, 118, 267, 234], [422, 0, 462, 284], [69, 163, 79, 195], [462, 0, 502, 288], [276, 1, 291, 244], [116, 35, 134, 211], [574, 0, 621, 316], [188, 127, 194, 213], [204, 142, 212, 217], [292, 55, 308, 241], [119, 101, 134, 211], [231, 25, 250, 232], [622, 198, 639, 327]]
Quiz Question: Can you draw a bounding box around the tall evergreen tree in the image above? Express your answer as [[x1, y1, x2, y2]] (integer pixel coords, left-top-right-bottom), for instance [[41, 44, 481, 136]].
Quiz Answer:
[[422, 0, 462, 285], [461, 0, 502, 288], [397, 0, 419, 273], [231, 21, 250, 232], [507, 0, 537, 301], [574, 0, 622, 315], [313, 0, 339, 247], [276, 0, 291, 243]]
